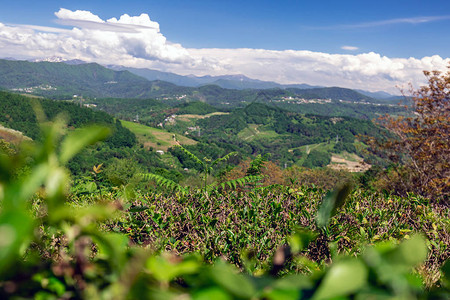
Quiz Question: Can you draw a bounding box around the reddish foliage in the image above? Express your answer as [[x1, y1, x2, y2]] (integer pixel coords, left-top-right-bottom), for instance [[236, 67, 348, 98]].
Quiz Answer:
[[369, 66, 449, 203]]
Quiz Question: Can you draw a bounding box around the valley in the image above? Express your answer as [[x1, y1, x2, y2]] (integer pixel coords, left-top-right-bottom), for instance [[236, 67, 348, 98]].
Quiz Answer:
[[0, 59, 447, 300]]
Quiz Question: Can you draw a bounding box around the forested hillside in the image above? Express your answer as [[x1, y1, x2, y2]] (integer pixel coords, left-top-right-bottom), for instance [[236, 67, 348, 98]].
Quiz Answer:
[[177, 103, 386, 167], [0, 60, 401, 107], [0, 91, 186, 180], [0, 91, 135, 146], [0, 59, 183, 99]]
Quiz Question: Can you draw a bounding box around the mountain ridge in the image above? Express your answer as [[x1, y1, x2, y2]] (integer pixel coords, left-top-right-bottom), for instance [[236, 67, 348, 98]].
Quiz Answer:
[[0, 59, 384, 105]]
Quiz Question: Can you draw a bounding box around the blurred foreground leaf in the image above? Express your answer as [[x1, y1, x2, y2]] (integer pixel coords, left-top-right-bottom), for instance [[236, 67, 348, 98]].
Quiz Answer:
[[60, 126, 110, 164], [316, 183, 352, 228], [312, 259, 367, 299]]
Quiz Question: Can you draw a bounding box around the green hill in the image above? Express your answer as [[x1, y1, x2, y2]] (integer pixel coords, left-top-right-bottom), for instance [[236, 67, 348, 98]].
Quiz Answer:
[[0, 91, 136, 148], [0, 59, 190, 99], [189, 103, 386, 167], [287, 86, 374, 102]]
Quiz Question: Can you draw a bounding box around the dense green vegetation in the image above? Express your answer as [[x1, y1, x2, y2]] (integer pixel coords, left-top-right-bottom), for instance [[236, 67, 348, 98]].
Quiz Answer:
[[182, 103, 385, 167], [0, 91, 135, 147], [0, 59, 162, 99], [0, 65, 448, 299], [92, 99, 219, 126], [0, 121, 448, 299], [0, 90, 401, 181], [175, 101, 219, 115], [274, 100, 406, 120], [302, 149, 332, 168], [0, 91, 185, 181], [78, 97, 389, 170]]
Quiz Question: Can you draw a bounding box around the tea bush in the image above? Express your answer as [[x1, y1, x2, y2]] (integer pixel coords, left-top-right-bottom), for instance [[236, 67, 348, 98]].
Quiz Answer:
[[0, 118, 449, 299], [105, 186, 449, 281]]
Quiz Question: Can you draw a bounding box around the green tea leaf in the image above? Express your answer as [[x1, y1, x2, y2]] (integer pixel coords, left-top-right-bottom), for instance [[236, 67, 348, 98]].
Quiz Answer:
[[146, 255, 200, 282], [0, 211, 34, 273], [386, 234, 427, 268], [312, 259, 367, 300], [60, 126, 110, 164], [316, 183, 352, 228], [193, 287, 231, 300], [210, 260, 256, 298], [289, 228, 317, 253]]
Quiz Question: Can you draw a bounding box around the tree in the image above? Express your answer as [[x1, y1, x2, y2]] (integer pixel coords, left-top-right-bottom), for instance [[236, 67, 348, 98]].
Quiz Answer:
[[302, 149, 331, 169], [369, 66, 449, 202]]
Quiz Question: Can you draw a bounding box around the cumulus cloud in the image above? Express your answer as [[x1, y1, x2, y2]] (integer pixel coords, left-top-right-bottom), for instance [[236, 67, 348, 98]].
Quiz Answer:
[[0, 9, 448, 93], [55, 8, 105, 23], [341, 45, 358, 51], [3, 8, 192, 64], [185, 48, 449, 93]]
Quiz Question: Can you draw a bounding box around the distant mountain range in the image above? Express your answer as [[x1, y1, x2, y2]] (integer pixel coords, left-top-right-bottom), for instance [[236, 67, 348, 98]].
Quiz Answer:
[[108, 65, 319, 90], [2, 56, 400, 97], [0, 58, 401, 106]]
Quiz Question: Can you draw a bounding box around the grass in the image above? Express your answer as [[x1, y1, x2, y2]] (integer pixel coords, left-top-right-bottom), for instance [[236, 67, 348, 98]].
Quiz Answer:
[[297, 142, 335, 154], [238, 124, 281, 141], [121, 120, 197, 151], [289, 142, 335, 166], [0, 124, 31, 145], [20, 93, 44, 99], [290, 142, 368, 171], [175, 112, 229, 123]]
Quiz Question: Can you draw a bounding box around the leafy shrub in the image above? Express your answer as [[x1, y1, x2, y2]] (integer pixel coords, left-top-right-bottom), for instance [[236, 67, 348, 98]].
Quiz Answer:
[[113, 187, 449, 282], [367, 66, 450, 203], [103, 157, 143, 187], [0, 115, 448, 299], [284, 166, 356, 190], [302, 149, 331, 168]]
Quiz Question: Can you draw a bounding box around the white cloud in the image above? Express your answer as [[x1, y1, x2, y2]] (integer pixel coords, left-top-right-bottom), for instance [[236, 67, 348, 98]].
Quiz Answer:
[[55, 8, 105, 23], [349, 15, 450, 28], [341, 45, 358, 51], [107, 13, 159, 29], [183, 48, 449, 93], [54, 8, 191, 63], [307, 15, 450, 30], [0, 9, 449, 93]]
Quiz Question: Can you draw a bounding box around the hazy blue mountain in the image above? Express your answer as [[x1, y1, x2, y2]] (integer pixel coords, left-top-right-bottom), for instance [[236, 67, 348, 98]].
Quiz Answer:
[[108, 65, 319, 90], [111, 66, 407, 100], [355, 89, 399, 100], [108, 65, 203, 87], [1, 57, 19, 61], [64, 59, 88, 65]]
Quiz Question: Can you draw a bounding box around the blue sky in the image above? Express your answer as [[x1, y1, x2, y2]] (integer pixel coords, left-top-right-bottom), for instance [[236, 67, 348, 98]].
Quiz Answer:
[[0, 0, 449, 92]]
